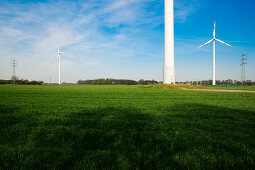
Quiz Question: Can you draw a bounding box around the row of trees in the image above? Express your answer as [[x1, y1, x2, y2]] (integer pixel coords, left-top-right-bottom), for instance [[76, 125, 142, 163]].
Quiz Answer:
[[78, 79, 255, 86], [1, 77, 254, 86], [77, 79, 159, 85], [183, 79, 255, 86], [0, 79, 44, 85]]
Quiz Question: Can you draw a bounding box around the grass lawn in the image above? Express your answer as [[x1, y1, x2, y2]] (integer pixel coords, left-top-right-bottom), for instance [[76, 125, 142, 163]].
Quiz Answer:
[[0, 85, 255, 169], [206, 85, 255, 91]]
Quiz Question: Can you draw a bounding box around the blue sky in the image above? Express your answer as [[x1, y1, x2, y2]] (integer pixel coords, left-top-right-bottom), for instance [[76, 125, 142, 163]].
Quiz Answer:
[[0, 0, 254, 83]]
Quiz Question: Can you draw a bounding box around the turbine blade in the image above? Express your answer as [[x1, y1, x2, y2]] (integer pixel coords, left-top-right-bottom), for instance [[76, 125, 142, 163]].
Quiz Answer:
[[215, 39, 232, 47], [213, 22, 216, 37], [197, 39, 213, 48]]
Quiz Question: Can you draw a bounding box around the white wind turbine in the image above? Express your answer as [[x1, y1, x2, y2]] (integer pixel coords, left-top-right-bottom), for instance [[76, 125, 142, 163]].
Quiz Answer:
[[57, 48, 63, 85], [198, 22, 232, 85], [164, 0, 175, 84]]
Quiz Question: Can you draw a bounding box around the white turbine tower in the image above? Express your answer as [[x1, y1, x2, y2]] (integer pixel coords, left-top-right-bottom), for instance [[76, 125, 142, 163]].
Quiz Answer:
[[57, 48, 63, 85], [164, 0, 175, 84], [198, 22, 232, 85]]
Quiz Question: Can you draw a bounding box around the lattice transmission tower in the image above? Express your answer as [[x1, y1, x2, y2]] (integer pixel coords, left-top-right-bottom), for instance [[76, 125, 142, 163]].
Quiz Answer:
[[11, 59, 18, 84], [240, 52, 247, 83]]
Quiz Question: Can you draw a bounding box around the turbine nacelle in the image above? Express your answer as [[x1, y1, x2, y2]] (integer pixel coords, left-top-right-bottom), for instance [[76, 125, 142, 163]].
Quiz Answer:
[[58, 48, 63, 55]]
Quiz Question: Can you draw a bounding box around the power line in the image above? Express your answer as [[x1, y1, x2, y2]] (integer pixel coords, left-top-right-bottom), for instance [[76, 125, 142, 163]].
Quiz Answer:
[[240, 52, 247, 83]]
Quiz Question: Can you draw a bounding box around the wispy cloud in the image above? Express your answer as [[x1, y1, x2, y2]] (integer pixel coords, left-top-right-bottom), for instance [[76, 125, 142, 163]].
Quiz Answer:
[[1, 0, 250, 82], [175, 0, 200, 22], [0, 0, 166, 82]]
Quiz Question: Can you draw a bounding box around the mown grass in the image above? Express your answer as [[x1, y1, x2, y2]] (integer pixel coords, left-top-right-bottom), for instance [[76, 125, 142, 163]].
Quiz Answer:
[[207, 85, 255, 91], [0, 85, 255, 169]]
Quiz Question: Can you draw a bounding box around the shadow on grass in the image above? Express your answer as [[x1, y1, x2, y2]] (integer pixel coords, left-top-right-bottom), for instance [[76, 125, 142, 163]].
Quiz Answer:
[[0, 104, 21, 125], [1, 104, 255, 169]]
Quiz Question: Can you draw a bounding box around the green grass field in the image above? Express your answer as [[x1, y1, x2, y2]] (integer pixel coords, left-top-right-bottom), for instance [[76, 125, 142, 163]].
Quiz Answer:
[[1, 85, 255, 169]]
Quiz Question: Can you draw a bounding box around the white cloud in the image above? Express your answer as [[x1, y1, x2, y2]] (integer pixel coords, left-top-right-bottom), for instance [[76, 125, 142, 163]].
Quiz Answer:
[[2, 0, 249, 82], [175, 0, 200, 22], [0, 0, 165, 82]]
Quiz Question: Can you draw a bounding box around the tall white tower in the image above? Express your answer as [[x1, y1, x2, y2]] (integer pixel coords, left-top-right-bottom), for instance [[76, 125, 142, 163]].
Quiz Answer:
[[164, 0, 175, 84], [57, 48, 63, 85]]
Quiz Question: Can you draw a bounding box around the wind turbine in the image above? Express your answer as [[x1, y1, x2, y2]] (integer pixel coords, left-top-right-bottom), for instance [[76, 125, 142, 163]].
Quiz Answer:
[[164, 0, 175, 84], [57, 48, 63, 85], [198, 22, 232, 85]]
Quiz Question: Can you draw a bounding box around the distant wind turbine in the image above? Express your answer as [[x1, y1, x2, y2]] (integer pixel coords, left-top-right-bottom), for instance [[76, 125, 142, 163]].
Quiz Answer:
[[198, 22, 232, 85], [57, 48, 63, 85]]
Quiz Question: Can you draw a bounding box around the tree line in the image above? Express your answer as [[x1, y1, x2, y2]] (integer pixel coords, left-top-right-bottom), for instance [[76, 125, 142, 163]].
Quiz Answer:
[[0, 79, 44, 85], [78, 78, 255, 86], [183, 79, 255, 86], [77, 79, 159, 85], [1, 78, 254, 86]]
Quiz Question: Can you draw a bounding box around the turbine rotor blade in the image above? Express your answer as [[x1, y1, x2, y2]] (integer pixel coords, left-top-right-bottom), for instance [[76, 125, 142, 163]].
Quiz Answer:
[[215, 39, 232, 47], [213, 22, 216, 37], [197, 39, 213, 48]]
